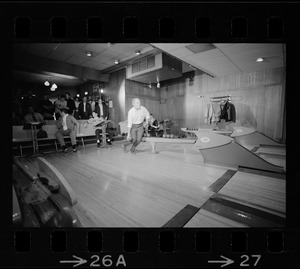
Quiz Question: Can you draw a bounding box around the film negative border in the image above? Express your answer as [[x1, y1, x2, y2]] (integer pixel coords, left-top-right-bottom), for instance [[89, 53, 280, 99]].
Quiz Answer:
[[0, 228, 298, 267], [1, 3, 295, 42], [1, 1, 299, 268]]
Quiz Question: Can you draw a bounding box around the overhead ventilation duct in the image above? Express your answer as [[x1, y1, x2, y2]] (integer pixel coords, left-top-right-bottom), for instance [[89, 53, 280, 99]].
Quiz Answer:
[[126, 52, 182, 85]]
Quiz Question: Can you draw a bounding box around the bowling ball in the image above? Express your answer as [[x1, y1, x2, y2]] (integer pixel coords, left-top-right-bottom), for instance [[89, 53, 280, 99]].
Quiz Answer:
[[143, 133, 147, 137], [163, 134, 166, 138], [147, 133, 150, 137], [167, 134, 170, 138], [170, 134, 174, 138]]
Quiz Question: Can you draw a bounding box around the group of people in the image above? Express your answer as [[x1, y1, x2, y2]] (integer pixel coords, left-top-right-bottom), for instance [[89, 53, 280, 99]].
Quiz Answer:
[[13, 90, 110, 124], [13, 90, 114, 152], [13, 90, 162, 155]]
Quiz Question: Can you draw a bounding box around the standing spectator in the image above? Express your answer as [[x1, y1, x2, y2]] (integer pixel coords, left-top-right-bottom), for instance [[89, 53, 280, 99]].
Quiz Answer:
[[24, 106, 45, 124], [40, 94, 54, 120], [78, 96, 92, 119], [21, 90, 40, 114], [12, 111, 24, 125], [13, 89, 23, 118], [54, 94, 67, 120], [90, 96, 96, 112], [55, 108, 78, 153], [74, 96, 80, 119], [65, 92, 76, 116]]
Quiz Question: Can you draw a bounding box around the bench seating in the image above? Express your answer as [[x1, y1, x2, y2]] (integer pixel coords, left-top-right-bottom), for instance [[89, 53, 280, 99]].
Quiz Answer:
[[13, 120, 109, 156]]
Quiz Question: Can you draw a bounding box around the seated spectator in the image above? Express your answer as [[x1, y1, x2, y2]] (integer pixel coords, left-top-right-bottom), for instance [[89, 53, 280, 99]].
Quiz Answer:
[[86, 112, 112, 147], [40, 94, 54, 120], [55, 108, 78, 153], [148, 113, 159, 137], [54, 94, 67, 120], [24, 106, 45, 124], [78, 96, 92, 119], [94, 97, 114, 142]]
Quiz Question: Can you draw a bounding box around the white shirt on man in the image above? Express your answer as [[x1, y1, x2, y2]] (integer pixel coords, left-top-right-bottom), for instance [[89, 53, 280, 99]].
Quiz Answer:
[[90, 101, 96, 112], [127, 106, 150, 128], [62, 114, 68, 130], [83, 102, 86, 112], [99, 102, 103, 116]]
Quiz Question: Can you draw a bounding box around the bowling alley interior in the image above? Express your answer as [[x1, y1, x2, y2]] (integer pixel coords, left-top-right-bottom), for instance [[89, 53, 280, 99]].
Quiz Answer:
[[12, 43, 286, 228]]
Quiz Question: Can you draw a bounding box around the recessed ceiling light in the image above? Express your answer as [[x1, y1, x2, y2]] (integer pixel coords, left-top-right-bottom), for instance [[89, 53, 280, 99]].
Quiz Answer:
[[100, 89, 104, 93], [85, 91, 88, 95], [135, 50, 141, 55], [86, 51, 92, 57], [44, 80, 50, 86], [256, 57, 264, 62], [76, 94, 80, 97], [114, 60, 119, 64]]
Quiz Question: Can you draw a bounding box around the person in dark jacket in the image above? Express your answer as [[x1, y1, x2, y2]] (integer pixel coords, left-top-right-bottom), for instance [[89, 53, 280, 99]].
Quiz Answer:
[[65, 92, 76, 116], [94, 97, 113, 143], [40, 94, 54, 120], [148, 113, 159, 137], [78, 96, 93, 119]]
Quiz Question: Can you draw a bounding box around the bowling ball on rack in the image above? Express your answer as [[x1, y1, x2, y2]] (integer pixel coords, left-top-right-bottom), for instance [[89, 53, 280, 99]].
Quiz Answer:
[[147, 133, 150, 137], [170, 134, 174, 139], [163, 134, 166, 138]]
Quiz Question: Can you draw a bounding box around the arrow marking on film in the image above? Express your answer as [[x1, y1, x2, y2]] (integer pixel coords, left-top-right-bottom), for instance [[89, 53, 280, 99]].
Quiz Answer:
[[208, 255, 234, 267], [60, 255, 87, 267]]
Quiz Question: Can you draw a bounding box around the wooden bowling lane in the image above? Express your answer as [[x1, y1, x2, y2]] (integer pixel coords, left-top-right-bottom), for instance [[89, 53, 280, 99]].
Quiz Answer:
[[184, 167, 285, 228], [184, 209, 248, 228], [17, 141, 226, 227], [218, 171, 286, 217], [256, 145, 286, 155]]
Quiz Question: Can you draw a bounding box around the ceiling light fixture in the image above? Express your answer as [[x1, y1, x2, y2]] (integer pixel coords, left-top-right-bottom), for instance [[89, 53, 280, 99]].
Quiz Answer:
[[256, 57, 264, 62], [157, 82, 160, 88], [44, 80, 50, 86], [135, 50, 141, 55], [100, 89, 104, 93], [114, 60, 119, 64], [52, 83, 57, 89], [50, 85, 56, 91], [86, 51, 92, 57], [85, 91, 88, 95], [76, 94, 80, 97]]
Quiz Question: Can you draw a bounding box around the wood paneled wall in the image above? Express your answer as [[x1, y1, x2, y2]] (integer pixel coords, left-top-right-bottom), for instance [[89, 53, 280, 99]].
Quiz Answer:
[[159, 67, 285, 140], [105, 68, 126, 126]]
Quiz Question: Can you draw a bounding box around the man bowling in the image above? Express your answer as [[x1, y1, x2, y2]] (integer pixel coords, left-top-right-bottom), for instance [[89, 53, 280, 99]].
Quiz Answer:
[[122, 98, 150, 154]]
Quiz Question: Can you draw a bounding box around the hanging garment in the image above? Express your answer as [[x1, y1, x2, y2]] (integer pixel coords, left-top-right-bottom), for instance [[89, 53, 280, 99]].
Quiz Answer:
[[211, 102, 221, 122], [220, 101, 236, 122], [204, 103, 213, 124], [204, 102, 222, 124]]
